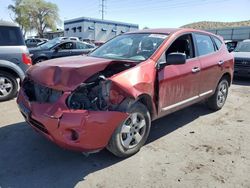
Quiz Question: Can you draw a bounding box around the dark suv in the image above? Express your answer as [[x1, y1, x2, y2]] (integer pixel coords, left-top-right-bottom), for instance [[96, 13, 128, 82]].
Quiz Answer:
[[233, 40, 250, 77], [0, 21, 32, 101]]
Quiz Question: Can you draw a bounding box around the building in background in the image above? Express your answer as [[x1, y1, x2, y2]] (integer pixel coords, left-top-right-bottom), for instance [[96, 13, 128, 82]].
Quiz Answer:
[[207, 26, 250, 41], [64, 17, 139, 42], [43, 30, 64, 40]]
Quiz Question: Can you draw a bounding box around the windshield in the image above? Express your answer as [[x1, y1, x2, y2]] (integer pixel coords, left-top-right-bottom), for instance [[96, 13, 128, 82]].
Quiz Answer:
[[90, 33, 168, 61], [234, 41, 250, 52], [40, 38, 61, 49]]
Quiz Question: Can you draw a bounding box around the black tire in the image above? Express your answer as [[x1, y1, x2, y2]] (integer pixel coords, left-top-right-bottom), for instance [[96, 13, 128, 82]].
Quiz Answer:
[[207, 78, 229, 111], [34, 57, 47, 64], [0, 71, 18, 102], [107, 102, 151, 158]]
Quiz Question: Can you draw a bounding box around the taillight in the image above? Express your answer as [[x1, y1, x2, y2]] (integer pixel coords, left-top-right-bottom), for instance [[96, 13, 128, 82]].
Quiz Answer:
[[22, 53, 32, 65]]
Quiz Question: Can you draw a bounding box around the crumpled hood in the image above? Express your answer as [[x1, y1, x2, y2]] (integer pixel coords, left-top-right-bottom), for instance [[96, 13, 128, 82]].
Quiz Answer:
[[27, 55, 113, 91], [232, 52, 250, 59]]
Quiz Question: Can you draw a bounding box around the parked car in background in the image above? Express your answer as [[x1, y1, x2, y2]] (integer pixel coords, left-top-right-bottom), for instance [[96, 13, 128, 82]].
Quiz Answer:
[[81, 38, 93, 43], [54, 36, 79, 41], [36, 39, 49, 46], [225, 40, 238, 52], [29, 39, 95, 64], [25, 38, 48, 48], [17, 28, 234, 157], [233, 39, 250, 77], [94, 41, 105, 47], [67, 37, 79, 41], [0, 21, 32, 101]]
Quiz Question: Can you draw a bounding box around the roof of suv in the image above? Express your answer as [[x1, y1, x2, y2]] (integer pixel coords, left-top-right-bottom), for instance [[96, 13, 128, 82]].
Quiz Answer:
[[0, 20, 18, 27], [127, 28, 223, 40], [128, 28, 182, 34]]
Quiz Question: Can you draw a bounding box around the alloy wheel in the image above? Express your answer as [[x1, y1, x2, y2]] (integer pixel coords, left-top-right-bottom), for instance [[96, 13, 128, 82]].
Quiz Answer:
[[217, 82, 228, 108], [120, 112, 146, 149], [0, 76, 13, 98]]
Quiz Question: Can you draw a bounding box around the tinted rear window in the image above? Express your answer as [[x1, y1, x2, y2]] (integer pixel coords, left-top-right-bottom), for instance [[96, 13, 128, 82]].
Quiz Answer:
[[0, 26, 25, 46]]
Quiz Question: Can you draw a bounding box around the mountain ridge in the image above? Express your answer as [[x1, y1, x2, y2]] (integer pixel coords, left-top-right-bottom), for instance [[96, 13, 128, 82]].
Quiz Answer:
[[181, 20, 250, 30]]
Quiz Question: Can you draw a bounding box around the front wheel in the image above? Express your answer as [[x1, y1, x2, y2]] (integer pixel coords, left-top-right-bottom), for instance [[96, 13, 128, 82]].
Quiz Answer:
[[107, 102, 151, 158], [207, 78, 229, 111]]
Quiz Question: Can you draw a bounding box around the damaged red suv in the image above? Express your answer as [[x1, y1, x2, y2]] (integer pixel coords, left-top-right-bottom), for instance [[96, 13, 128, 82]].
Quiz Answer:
[[17, 28, 234, 157]]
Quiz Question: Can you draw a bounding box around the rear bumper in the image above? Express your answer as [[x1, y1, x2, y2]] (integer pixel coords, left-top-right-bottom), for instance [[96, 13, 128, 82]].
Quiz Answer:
[[17, 89, 128, 152]]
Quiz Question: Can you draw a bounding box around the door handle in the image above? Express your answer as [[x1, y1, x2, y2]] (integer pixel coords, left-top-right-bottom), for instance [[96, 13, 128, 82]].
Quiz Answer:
[[218, 60, 224, 66], [192, 67, 201, 73]]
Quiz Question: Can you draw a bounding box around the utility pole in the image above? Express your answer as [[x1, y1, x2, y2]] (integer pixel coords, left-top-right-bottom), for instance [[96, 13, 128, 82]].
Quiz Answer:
[[100, 0, 106, 20]]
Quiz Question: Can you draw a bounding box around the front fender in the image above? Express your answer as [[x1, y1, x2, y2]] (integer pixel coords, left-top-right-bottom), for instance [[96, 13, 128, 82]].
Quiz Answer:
[[32, 53, 48, 61], [110, 60, 156, 99], [109, 59, 157, 117]]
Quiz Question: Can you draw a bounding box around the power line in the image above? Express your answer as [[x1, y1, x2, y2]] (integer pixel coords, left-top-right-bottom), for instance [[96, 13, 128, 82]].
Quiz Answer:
[[110, 0, 230, 13]]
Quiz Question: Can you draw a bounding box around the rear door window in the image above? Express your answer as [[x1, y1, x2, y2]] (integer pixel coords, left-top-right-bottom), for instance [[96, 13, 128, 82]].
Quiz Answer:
[[76, 42, 87, 49], [195, 33, 215, 56], [0, 26, 24, 46]]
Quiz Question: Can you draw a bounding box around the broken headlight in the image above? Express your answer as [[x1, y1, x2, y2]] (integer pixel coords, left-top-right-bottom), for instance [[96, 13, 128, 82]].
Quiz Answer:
[[66, 80, 110, 111]]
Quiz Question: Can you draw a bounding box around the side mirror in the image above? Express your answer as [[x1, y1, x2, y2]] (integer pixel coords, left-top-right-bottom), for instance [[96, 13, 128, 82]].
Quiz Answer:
[[166, 52, 186, 65], [228, 47, 234, 52]]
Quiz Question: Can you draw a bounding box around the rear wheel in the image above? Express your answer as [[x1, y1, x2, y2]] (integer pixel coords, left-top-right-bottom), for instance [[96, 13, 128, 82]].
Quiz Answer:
[[0, 71, 18, 101], [207, 78, 229, 111], [107, 102, 151, 158]]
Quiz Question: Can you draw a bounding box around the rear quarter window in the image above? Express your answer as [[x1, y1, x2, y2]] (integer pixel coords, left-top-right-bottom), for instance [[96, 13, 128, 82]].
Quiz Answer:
[[0, 26, 25, 46], [212, 36, 223, 50], [195, 33, 215, 56]]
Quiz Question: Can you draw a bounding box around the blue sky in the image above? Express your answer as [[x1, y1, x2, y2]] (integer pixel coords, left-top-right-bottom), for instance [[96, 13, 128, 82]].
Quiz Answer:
[[0, 0, 250, 29]]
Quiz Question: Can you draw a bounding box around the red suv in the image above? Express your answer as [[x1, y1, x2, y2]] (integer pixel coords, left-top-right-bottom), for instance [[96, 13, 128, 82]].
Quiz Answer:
[[17, 28, 234, 157]]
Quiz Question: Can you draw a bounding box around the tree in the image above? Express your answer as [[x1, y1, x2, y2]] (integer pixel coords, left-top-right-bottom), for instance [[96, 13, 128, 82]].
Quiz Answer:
[[8, 0, 60, 37], [8, 0, 32, 36], [27, 0, 61, 37]]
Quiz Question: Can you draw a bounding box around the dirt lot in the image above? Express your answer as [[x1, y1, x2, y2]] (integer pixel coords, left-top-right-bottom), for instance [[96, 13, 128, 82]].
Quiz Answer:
[[0, 78, 250, 188]]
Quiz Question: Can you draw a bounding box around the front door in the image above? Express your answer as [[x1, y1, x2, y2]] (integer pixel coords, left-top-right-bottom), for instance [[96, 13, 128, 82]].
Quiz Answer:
[[52, 42, 74, 59], [157, 34, 201, 117]]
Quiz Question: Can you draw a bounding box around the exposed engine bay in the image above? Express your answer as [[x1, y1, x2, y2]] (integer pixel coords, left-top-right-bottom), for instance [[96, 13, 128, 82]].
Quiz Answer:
[[67, 78, 112, 110], [66, 61, 137, 111], [22, 60, 137, 111]]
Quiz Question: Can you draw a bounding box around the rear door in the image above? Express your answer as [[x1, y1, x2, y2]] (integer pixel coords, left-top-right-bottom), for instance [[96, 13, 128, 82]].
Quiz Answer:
[[157, 33, 201, 117], [193, 33, 223, 96], [72, 42, 94, 55]]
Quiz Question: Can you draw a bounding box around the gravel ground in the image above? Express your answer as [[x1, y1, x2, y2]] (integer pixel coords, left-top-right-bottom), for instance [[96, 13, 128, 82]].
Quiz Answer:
[[0, 78, 250, 188]]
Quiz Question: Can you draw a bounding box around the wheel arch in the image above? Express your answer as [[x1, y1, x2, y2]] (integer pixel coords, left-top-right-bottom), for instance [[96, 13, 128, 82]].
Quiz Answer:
[[220, 72, 232, 86], [0, 60, 25, 80], [136, 94, 156, 119]]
